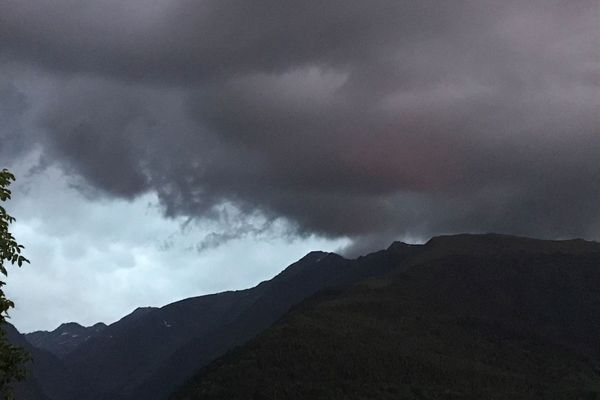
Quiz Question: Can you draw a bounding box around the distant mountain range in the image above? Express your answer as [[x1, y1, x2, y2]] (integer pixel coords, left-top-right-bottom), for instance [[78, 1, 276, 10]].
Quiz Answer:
[[25, 322, 108, 358], [7, 234, 600, 399]]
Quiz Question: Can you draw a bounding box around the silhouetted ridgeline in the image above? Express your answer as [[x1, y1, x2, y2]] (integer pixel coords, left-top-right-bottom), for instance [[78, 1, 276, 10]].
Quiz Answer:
[[9, 234, 600, 399], [10, 238, 413, 399], [173, 234, 600, 399]]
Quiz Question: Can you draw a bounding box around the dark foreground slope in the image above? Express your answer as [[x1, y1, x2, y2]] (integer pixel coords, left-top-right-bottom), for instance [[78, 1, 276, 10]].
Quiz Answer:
[[20, 243, 417, 400], [4, 323, 73, 400], [173, 235, 600, 399]]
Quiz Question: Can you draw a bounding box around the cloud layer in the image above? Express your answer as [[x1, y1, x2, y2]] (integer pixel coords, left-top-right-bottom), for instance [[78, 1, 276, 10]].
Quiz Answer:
[[1, 0, 598, 253]]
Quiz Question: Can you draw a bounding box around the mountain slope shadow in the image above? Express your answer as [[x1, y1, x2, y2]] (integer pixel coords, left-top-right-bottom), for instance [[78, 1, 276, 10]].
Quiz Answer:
[[171, 235, 600, 399], [5, 322, 74, 400], [28, 243, 417, 400]]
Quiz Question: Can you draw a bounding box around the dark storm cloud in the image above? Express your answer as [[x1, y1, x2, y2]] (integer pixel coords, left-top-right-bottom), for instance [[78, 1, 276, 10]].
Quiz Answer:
[[1, 0, 598, 250], [0, 81, 31, 160], [0, 0, 468, 83]]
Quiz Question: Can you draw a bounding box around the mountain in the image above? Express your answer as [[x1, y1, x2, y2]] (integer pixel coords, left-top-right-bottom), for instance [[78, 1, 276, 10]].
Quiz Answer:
[[25, 322, 107, 358], [172, 234, 600, 399], [14, 234, 600, 399], [128, 244, 418, 400], [18, 243, 416, 400], [4, 322, 73, 400]]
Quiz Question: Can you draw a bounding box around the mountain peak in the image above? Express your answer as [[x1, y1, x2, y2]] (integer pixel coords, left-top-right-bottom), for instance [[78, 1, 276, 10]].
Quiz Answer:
[[387, 241, 419, 252], [25, 321, 108, 358], [132, 306, 157, 315], [301, 250, 332, 262], [57, 322, 84, 331]]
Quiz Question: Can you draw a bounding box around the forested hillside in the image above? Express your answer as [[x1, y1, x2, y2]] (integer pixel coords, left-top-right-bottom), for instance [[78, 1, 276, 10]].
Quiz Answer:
[[173, 235, 600, 399]]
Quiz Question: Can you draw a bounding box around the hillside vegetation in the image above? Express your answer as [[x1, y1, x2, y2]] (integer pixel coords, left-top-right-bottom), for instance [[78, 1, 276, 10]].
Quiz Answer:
[[173, 235, 600, 399]]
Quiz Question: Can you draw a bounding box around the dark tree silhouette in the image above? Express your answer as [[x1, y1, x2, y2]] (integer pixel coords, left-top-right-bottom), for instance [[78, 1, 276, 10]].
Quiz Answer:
[[0, 168, 30, 399]]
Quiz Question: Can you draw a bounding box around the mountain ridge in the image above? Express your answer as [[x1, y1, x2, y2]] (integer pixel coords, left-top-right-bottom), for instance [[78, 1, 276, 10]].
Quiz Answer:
[[25, 322, 108, 358], [172, 236, 600, 399], [10, 233, 600, 399], [15, 237, 416, 400]]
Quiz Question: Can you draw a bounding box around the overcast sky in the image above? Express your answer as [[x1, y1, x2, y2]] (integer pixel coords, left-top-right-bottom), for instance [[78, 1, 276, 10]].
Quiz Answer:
[[1, 0, 598, 332]]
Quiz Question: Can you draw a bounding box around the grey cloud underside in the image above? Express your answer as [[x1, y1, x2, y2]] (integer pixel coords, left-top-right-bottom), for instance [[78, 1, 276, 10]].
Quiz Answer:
[[0, 0, 598, 248]]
